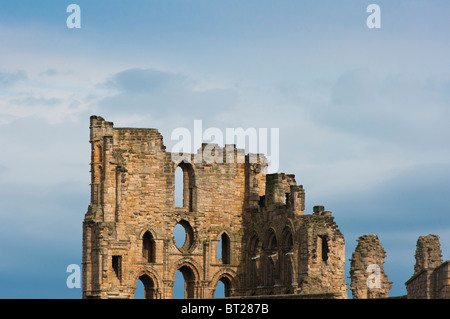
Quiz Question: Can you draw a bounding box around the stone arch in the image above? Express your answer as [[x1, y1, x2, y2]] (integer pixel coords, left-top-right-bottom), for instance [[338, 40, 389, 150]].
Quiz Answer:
[[210, 270, 237, 298], [174, 161, 197, 212], [170, 259, 202, 281], [248, 231, 262, 252], [133, 268, 161, 299], [170, 259, 202, 299], [142, 230, 156, 263], [280, 226, 295, 287], [137, 228, 159, 263], [281, 226, 294, 250], [264, 228, 279, 286], [216, 231, 231, 265], [138, 227, 158, 240], [247, 232, 262, 287], [264, 227, 278, 251]]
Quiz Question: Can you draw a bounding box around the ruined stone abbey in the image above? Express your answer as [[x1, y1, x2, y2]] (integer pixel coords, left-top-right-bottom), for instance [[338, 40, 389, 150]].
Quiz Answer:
[[82, 116, 449, 299]]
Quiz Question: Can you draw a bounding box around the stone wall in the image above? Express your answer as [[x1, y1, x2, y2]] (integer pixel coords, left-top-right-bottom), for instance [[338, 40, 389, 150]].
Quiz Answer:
[[82, 116, 347, 299], [240, 204, 347, 297], [431, 261, 450, 299]]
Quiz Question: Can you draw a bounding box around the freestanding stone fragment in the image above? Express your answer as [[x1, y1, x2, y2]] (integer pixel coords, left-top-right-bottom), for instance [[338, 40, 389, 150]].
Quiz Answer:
[[349, 234, 392, 299]]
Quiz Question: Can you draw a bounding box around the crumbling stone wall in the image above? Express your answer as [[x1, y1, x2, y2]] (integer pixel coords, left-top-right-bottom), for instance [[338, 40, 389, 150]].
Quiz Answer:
[[240, 201, 347, 297], [82, 116, 347, 299], [406, 235, 449, 299], [349, 234, 392, 299]]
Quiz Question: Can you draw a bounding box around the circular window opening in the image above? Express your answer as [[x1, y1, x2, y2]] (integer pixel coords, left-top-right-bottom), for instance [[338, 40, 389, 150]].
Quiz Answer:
[[173, 220, 194, 252]]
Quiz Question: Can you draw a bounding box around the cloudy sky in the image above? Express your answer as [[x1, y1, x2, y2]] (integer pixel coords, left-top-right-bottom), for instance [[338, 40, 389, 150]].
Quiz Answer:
[[0, 0, 449, 298]]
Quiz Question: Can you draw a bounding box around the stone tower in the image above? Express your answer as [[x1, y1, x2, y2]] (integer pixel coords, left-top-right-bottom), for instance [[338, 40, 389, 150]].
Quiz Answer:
[[82, 116, 347, 299], [349, 234, 392, 299]]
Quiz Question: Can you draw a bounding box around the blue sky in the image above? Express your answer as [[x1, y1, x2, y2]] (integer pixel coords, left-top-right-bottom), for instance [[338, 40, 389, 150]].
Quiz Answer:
[[0, 0, 449, 298]]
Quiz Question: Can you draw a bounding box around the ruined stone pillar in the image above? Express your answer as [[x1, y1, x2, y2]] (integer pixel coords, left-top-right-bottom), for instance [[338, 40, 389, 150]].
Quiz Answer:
[[405, 234, 444, 299], [289, 185, 305, 215], [349, 234, 392, 299], [414, 234, 443, 274]]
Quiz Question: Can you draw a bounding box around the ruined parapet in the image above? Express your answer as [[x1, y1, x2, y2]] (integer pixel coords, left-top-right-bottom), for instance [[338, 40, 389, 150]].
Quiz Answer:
[[263, 173, 305, 213], [312, 205, 332, 217], [349, 234, 392, 299], [405, 234, 448, 299], [265, 173, 295, 206]]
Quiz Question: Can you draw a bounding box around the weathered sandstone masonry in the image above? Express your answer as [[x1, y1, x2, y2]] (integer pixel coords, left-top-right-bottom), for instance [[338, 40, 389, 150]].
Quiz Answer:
[[81, 115, 450, 299], [82, 116, 347, 299], [405, 235, 450, 299], [349, 234, 392, 299]]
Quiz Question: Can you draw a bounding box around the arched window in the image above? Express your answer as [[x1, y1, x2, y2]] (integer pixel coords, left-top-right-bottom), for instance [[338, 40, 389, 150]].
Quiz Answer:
[[217, 233, 231, 265], [248, 234, 261, 287], [281, 228, 294, 287], [267, 230, 278, 252], [136, 274, 156, 299], [214, 276, 232, 298], [142, 231, 155, 263], [135, 278, 145, 298], [173, 270, 185, 299], [174, 266, 196, 299], [174, 166, 183, 207], [174, 162, 196, 212], [266, 230, 278, 286]]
